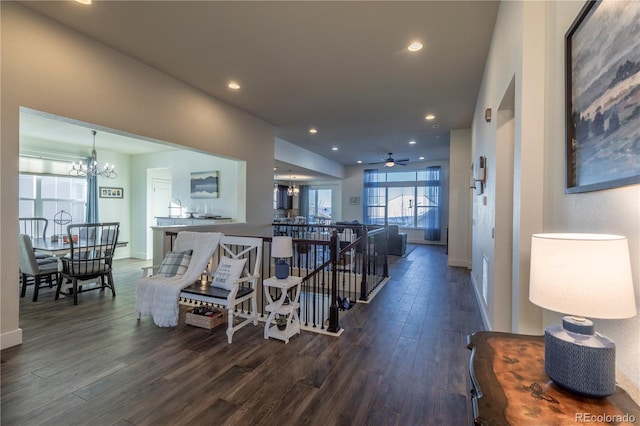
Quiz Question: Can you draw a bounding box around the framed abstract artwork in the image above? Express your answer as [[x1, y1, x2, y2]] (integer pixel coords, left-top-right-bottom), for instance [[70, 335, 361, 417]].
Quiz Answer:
[[565, 0, 640, 193]]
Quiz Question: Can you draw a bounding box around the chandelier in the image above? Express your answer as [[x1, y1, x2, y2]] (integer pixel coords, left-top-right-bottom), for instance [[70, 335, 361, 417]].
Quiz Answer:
[[287, 171, 299, 196], [69, 130, 117, 179]]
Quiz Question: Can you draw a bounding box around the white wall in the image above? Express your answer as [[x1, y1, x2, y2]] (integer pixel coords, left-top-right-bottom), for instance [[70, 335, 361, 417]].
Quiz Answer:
[[472, 0, 640, 400], [448, 129, 472, 268], [275, 138, 344, 179], [1, 3, 275, 349], [341, 165, 367, 222], [471, 0, 546, 334], [130, 149, 243, 259]]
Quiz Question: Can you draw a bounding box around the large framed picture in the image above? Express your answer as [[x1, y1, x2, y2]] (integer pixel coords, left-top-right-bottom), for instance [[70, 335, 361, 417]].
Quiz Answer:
[[565, 0, 640, 193], [99, 186, 123, 198], [190, 171, 219, 198]]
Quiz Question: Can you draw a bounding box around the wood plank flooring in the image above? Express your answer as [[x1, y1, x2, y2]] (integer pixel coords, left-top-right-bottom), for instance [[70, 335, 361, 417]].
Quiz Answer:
[[1, 244, 485, 425]]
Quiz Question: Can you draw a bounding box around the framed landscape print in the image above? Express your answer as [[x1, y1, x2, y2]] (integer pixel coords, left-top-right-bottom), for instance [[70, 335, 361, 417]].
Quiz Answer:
[[190, 171, 219, 198], [565, 0, 640, 193]]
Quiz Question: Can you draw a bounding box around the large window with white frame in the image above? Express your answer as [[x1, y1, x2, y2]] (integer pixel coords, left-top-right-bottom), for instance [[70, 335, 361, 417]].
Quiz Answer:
[[363, 167, 442, 235], [19, 174, 87, 238], [308, 188, 332, 223]]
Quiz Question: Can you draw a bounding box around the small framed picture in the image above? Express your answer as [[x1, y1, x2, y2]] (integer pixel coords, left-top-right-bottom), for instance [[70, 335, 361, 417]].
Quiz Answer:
[[99, 186, 124, 198], [349, 196, 360, 205]]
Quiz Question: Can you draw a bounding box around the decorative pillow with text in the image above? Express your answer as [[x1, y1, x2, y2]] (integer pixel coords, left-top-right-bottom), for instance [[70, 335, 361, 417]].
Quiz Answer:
[[211, 256, 246, 290]]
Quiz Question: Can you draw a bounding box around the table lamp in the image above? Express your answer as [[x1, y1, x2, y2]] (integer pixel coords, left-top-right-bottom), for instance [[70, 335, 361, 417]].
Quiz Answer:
[[529, 233, 636, 397], [272, 236, 293, 279]]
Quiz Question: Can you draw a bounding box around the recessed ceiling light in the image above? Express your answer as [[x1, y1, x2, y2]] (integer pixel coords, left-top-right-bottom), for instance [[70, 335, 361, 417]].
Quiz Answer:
[[228, 81, 241, 90], [425, 114, 436, 120], [75, 0, 92, 4], [432, 124, 440, 129], [408, 41, 423, 52], [357, 160, 363, 164], [409, 140, 416, 145], [332, 147, 338, 151], [419, 156, 425, 160], [309, 128, 318, 134]]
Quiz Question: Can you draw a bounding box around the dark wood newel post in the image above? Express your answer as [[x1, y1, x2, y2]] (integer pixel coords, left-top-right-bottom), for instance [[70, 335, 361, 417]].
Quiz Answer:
[[383, 226, 389, 278], [327, 230, 340, 333], [359, 225, 368, 301]]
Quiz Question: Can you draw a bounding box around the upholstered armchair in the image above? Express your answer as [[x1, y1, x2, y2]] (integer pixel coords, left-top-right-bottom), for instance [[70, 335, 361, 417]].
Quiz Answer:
[[18, 234, 60, 301]]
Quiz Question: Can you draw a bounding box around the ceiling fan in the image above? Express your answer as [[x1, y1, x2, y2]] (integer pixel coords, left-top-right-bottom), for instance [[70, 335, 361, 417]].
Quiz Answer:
[[369, 153, 410, 167]]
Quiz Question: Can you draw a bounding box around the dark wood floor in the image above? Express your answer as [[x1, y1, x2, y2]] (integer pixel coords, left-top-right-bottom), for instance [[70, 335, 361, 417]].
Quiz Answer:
[[2, 244, 485, 426]]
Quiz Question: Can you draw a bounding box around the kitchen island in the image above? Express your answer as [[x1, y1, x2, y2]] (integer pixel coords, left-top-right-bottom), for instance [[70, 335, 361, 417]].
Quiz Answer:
[[155, 216, 232, 226]]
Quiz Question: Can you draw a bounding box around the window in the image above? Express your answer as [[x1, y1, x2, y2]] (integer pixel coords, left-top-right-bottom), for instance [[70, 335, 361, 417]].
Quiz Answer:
[[19, 174, 87, 238], [308, 188, 332, 223], [363, 167, 442, 237]]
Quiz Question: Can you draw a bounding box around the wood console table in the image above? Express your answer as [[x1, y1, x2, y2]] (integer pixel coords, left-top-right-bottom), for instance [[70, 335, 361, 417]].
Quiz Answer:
[[467, 331, 639, 425]]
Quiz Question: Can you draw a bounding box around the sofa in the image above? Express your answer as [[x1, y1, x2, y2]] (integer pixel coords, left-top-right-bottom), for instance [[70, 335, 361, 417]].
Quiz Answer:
[[387, 225, 407, 256]]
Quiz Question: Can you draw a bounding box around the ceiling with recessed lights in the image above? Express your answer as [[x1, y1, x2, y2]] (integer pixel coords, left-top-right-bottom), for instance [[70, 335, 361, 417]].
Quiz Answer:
[[19, 1, 499, 168]]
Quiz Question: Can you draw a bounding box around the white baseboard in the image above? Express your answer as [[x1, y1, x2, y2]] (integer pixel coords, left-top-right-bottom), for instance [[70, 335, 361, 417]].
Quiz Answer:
[[130, 251, 150, 260], [1, 328, 23, 350], [470, 273, 492, 331], [406, 240, 446, 246], [448, 258, 471, 268]]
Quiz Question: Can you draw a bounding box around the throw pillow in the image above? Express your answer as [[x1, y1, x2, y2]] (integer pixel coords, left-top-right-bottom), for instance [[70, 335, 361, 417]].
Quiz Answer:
[[157, 249, 193, 277], [211, 256, 247, 291]]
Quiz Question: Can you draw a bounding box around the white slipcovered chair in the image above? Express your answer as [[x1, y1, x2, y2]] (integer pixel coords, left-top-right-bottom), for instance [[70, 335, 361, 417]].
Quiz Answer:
[[136, 231, 223, 327]]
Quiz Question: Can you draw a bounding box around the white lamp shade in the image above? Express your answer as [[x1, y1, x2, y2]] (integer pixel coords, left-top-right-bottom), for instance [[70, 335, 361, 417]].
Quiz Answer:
[[271, 236, 293, 258], [529, 233, 636, 319]]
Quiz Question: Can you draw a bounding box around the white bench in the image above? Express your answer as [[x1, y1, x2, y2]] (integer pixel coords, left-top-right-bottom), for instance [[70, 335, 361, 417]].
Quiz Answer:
[[180, 235, 263, 343]]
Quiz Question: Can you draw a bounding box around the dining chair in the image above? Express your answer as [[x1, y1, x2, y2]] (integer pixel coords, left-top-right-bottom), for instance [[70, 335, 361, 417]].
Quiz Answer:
[[18, 217, 54, 259], [18, 217, 59, 291], [19, 217, 48, 239], [56, 222, 120, 305], [18, 234, 60, 301]]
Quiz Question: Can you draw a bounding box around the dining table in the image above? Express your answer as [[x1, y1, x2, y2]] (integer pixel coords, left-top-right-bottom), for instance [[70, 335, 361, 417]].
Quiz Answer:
[[31, 238, 128, 257]]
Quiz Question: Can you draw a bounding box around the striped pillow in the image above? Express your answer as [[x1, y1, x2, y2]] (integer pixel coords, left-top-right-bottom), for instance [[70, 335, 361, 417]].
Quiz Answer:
[[157, 250, 193, 277]]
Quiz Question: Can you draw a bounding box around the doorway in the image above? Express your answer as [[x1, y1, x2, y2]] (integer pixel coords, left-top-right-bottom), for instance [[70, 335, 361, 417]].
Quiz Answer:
[[147, 171, 172, 259]]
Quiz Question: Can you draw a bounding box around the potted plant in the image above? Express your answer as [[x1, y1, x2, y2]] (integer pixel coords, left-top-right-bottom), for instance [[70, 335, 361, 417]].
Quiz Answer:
[[275, 314, 288, 331]]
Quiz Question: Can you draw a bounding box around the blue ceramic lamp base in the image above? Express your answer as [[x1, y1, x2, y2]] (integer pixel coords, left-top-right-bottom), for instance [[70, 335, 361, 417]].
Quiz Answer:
[[275, 259, 290, 279], [544, 316, 616, 397]]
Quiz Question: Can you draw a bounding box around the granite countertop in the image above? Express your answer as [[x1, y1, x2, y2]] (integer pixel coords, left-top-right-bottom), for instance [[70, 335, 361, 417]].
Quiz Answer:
[[156, 216, 231, 220]]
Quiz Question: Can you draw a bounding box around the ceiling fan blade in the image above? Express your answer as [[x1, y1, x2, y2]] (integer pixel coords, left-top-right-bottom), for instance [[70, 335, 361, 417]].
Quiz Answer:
[[396, 162, 407, 166], [396, 158, 410, 162]]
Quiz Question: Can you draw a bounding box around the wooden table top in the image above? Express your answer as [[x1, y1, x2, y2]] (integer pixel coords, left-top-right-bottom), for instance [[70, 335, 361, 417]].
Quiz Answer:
[[467, 331, 639, 425]]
